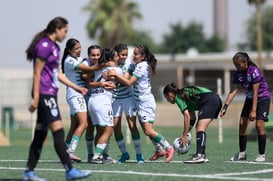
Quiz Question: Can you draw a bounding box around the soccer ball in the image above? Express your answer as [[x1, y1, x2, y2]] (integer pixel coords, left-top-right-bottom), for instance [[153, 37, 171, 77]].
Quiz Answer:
[[173, 133, 191, 154]]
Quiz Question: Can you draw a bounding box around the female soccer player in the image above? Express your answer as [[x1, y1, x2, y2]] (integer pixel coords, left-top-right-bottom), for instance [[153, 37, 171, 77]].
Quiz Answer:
[[82, 45, 115, 163], [112, 43, 144, 163], [23, 17, 91, 181], [220, 52, 271, 162], [108, 44, 174, 163], [82, 45, 101, 162], [61, 38, 104, 163], [88, 48, 117, 164], [163, 83, 222, 163]]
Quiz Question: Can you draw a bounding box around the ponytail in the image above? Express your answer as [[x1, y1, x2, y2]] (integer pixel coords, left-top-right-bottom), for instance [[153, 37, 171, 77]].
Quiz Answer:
[[25, 30, 47, 61], [61, 38, 80, 74], [25, 17, 68, 62], [135, 44, 157, 74]]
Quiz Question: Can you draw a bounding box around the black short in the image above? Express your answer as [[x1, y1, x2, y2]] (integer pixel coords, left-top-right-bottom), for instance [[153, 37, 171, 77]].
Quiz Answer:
[[37, 94, 62, 130], [198, 93, 222, 120], [241, 98, 271, 122]]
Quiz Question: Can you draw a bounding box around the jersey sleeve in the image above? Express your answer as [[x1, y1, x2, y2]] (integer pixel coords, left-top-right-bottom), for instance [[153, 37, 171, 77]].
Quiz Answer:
[[127, 63, 136, 75], [250, 66, 262, 84], [175, 96, 188, 112], [66, 57, 82, 70], [132, 63, 144, 78], [35, 40, 51, 61]]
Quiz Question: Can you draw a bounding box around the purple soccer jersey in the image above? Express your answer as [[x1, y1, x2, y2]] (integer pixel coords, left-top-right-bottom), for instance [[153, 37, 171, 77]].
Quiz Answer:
[[233, 65, 271, 99], [34, 37, 60, 96]]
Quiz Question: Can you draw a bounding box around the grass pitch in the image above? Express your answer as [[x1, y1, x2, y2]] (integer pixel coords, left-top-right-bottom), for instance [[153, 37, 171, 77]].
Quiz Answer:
[[0, 126, 273, 181]]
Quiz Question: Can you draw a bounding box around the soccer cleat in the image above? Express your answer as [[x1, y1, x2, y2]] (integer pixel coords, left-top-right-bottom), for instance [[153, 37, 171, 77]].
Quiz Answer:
[[22, 171, 47, 181], [230, 152, 247, 161], [66, 168, 92, 181], [87, 154, 94, 163], [203, 154, 209, 163], [254, 154, 265, 162], [90, 153, 104, 164], [165, 146, 174, 163], [103, 154, 117, 163], [149, 149, 165, 161], [136, 154, 145, 163], [69, 153, 81, 163], [118, 152, 130, 163], [184, 154, 206, 164]]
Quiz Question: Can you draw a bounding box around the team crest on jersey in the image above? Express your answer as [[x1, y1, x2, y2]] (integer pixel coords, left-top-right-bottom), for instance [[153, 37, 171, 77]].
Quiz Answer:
[[247, 74, 252, 82], [51, 108, 58, 117], [42, 42, 48, 47], [80, 104, 85, 110], [252, 69, 259, 79]]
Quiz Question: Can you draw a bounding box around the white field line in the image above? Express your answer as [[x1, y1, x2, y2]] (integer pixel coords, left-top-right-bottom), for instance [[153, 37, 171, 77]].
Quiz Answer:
[[225, 160, 273, 165], [0, 159, 186, 163], [0, 165, 273, 181], [1, 159, 273, 165]]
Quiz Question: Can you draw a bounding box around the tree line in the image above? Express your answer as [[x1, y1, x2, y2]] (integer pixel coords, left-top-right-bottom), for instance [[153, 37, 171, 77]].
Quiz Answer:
[[84, 0, 273, 54]]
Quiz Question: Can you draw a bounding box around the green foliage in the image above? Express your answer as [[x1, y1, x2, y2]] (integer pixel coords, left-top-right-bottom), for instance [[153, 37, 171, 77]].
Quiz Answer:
[[248, 0, 266, 4], [83, 1, 225, 53], [84, 0, 141, 48], [160, 22, 225, 54]]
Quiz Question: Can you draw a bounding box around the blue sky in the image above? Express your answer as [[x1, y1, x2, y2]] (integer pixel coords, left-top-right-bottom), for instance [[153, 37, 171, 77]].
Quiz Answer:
[[1, 0, 272, 68]]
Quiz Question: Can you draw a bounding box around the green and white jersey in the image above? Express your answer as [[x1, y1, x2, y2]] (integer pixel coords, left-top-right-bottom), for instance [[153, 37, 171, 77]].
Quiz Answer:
[[132, 61, 152, 101], [112, 62, 133, 99], [175, 86, 212, 112], [90, 66, 118, 98], [82, 58, 93, 101], [88, 66, 116, 126], [64, 55, 85, 99]]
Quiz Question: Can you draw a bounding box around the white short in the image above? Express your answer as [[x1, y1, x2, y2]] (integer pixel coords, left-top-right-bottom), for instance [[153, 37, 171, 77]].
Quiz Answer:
[[66, 95, 87, 116], [88, 95, 113, 126], [112, 97, 137, 117], [136, 96, 156, 123]]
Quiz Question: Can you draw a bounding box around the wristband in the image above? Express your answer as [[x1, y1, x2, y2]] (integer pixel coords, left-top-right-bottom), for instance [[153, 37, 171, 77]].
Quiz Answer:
[[223, 103, 228, 110]]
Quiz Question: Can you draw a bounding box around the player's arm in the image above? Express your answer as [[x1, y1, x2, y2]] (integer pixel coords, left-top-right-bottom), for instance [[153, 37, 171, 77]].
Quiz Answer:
[[180, 109, 191, 145], [107, 68, 137, 86], [81, 72, 94, 83], [189, 112, 196, 132], [220, 84, 239, 118], [58, 67, 88, 95], [78, 63, 103, 72], [29, 58, 45, 113], [88, 81, 116, 90]]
